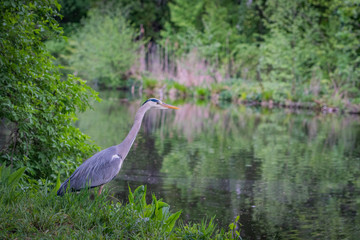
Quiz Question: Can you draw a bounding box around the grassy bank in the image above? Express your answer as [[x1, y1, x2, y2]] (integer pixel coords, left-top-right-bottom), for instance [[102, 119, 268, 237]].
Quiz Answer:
[[0, 166, 241, 239], [141, 77, 360, 114]]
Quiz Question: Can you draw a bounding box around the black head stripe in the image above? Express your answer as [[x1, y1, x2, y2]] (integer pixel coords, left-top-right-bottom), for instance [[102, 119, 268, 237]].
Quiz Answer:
[[142, 98, 159, 106]]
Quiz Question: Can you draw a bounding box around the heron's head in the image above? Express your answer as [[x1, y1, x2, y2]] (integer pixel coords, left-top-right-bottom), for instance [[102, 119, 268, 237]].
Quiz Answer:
[[142, 98, 179, 110]]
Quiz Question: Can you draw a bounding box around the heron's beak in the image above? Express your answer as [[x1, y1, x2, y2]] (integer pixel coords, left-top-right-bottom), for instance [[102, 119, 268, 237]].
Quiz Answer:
[[161, 103, 179, 109]]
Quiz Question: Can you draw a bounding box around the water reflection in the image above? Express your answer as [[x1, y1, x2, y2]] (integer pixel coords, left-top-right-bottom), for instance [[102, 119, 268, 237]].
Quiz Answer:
[[77, 94, 360, 239]]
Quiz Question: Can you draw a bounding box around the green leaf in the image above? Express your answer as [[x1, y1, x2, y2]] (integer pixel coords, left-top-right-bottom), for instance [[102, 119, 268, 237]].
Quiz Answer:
[[51, 173, 61, 195], [8, 167, 26, 187], [165, 210, 182, 233], [229, 223, 235, 230], [128, 185, 134, 204], [0, 165, 3, 179], [150, 194, 158, 219], [54, 1, 61, 11]]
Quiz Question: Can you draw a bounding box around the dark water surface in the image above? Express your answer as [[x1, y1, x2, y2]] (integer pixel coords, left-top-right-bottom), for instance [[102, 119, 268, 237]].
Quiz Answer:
[[77, 92, 360, 239]]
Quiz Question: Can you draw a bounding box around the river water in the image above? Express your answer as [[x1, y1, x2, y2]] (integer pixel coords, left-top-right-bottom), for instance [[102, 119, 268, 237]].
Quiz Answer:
[[77, 91, 360, 239]]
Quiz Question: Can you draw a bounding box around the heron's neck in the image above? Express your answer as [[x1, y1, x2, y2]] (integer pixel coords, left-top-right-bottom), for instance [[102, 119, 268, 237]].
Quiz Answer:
[[118, 105, 149, 157]]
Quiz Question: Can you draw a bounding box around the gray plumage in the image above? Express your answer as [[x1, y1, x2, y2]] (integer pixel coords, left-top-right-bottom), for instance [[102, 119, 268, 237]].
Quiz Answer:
[[57, 98, 179, 196]]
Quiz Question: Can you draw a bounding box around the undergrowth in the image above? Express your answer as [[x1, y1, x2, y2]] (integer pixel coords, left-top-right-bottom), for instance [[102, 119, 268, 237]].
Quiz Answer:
[[0, 165, 242, 239]]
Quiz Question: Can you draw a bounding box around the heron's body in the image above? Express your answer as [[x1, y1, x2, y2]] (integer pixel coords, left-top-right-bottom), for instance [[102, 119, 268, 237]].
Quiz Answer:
[[57, 98, 178, 196]]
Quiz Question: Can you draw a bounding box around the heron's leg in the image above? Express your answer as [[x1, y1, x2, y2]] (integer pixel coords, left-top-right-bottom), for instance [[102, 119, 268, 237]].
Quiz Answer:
[[98, 185, 104, 195]]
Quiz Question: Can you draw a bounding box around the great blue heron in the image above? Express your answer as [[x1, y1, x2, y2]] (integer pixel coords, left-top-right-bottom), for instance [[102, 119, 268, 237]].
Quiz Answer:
[[57, 98, 179, 196]]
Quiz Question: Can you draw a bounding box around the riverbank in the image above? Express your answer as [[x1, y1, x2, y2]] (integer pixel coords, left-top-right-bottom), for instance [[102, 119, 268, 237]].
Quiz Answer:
[[139, 78, 360, 114], [0, 166, 240, 239]]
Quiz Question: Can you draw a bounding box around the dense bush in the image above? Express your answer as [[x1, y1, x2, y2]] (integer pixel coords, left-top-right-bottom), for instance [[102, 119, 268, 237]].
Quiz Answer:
[[0, 0, 99, 179]]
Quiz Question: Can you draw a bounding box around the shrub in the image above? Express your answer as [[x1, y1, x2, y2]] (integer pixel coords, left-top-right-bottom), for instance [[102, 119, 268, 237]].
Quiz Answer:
[[0, 0, 99, 180], [142, 77, 159, 90], [195, 87, 210, 99], [173, 82, 188, 95]]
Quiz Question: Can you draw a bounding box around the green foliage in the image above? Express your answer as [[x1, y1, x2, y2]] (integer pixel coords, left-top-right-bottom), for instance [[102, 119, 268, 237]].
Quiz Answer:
[[69, 7, 143, 88], [0, 0, 100, 180], [128, 185, 182, 234], [176, 217, 218, 239], [44, 0, 360, 108], [172, 82, 188, 95], [158, 0, 360, 106], [168, 0, 204, 31], [1, 170, 243, 239], [0, 165, 27, 204], [58, 0, 93, 25], [45, 37, 72, 74], [115, 0, 171, 41], [227, 216, 242, 240], [142, 77, 159, 90], [43, 0, 360, 109], [165, 80, 189, 96], [6, 167, 26, 189], [219, 90, 233, 102], [195, 87, 210, 99], [161, 0, 262, 73], [257, 0, 360, 100]]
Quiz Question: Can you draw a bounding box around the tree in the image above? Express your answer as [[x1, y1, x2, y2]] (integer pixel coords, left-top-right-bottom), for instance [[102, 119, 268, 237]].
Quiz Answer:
[[0, 0, 99, 179], [258, 0, 360, 101], [115, 0, 171, 42], [69, 7, 143, 88], [160, 0, 262, 77]]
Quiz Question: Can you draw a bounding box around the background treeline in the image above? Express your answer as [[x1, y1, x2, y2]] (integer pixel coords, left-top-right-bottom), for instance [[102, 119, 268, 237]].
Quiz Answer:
[[49, 0, 360, 111]]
